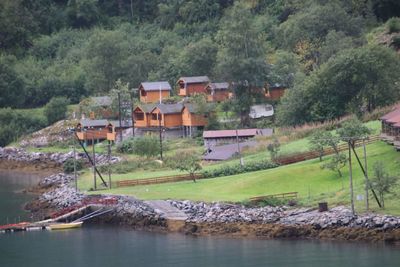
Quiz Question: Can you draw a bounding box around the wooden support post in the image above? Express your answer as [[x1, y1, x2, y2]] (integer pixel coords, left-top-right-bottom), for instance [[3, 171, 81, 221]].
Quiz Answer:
[[108, 141, 112, 189], [348, 142, 355, 216], [92, 138, 97, 190], [363, 140, 369, 211], [73, 144, 77, 191]]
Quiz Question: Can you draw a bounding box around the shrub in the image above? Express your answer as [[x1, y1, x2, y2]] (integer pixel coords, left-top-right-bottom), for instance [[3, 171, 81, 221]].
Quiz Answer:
[[117, 136, 160, 158], [116, 138, 135, 154], [387, 17, 400, 33], [202, 161, 278, 178], [63, 158, 84, 173], [44, 96, 70, 124], [391, 36, 400, 49]]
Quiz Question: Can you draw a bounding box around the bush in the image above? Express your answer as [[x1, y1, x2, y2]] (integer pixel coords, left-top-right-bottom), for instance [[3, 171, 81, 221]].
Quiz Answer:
[[387, 17, 400, 33], [98, 160, 163, 174], [202, 161, 278, 178], [117, 136, 160, 158], [63, 158, 84, 173], [391, 36, 400, 49], [44, 96, 70, 124]]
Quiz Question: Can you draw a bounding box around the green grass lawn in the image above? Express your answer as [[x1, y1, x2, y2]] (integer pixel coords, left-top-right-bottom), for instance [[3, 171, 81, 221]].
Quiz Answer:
[[83, 140, 400, 215]]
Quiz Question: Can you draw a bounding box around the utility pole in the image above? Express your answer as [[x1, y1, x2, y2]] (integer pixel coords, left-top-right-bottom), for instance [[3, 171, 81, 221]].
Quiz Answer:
[[236, 128, 243, 167], [92, 137, 97, 190], [363, 139, 369, 211], [117, 91, 123, 142], [73, 144, 77, 191], [348, 141, 355, 216], [108, 141, 112, 189], [159, 113, 163, 161], [130, 92, 135, 137]]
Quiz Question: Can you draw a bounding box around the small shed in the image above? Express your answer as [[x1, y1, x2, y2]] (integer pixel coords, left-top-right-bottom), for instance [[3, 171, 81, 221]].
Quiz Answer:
[[177, 76, 210, 96], [203, 128, 273, 148], [139, 81, 171, 103], [76, 119, 110, 142], [265, 83, 287, 100], [205, 82, 231, 102]]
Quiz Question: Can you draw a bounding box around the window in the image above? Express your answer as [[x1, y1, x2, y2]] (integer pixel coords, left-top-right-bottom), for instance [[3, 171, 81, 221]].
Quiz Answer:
[[152, 114, 160, 120], [140, 89, 147, 96], [135, 112, 144, 121]]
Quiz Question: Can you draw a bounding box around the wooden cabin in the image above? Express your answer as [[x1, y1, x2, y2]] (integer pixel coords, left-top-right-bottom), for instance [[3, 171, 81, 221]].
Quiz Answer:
[[76, 119, 110, 143], [265, 83, 287, 101], [177, 76, 210, 96], [182, 104, 208, 137], [139, 81, 171, 103], [205, 82, 231, 102], [133, 104, 156, 128], [203, 128, 273, 148], [149, 103, 183, 128]]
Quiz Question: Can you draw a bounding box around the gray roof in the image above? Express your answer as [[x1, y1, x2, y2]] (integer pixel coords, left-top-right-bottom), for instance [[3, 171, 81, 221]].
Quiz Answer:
[[155, 103, 184, 114], [207, 82, 230, 90], [79, 119, 108, 128], [140, 81, 172, 91], [135, 104, 156, 113], [90, 96, 112, 107], [109, 120, 133, 128], [249, 104, 274, 119], [178, 76, 210, 84]]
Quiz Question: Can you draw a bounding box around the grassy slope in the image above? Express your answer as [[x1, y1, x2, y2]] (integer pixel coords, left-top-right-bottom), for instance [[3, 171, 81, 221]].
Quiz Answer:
[[88, 140, 400, 215]]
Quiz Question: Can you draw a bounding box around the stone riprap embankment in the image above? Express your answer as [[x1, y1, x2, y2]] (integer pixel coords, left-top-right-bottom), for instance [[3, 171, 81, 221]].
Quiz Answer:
[[168, 200, 400, 231], [29, 172, 164, 228], [0, 147, 120, 166]]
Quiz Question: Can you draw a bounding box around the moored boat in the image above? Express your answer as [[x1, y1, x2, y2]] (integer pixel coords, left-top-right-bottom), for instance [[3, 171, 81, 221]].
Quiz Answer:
[[48, 221, 83, 230]]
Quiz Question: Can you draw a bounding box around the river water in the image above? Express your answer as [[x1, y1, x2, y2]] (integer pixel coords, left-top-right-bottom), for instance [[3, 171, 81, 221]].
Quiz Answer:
[[1, 172, 400, 267]]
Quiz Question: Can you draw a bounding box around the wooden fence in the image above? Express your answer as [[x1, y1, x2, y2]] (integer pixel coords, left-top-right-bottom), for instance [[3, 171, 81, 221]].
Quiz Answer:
[[249, 192, 298, 203], [275, 135, 379, 165], [116, 173, 203, 187]]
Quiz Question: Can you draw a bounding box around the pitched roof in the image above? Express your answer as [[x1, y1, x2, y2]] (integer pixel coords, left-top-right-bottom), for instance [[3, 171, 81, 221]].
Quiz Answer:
[[140, 81, 171, 91], [203, 128, 273, 139], [178, 76, 210, 84], [381, 107, 400, 121], [135, 104, 156, 113], [154, 103, 184, 114], [207, 82, 230, 90], [78, 119, 108, 128], [90, 96, 112, 107], [109, 120, 133, 128]]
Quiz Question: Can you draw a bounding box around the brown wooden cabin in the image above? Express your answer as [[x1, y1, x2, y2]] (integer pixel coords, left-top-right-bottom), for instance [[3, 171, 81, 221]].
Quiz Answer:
[[205, 82, 231, 102], [133, 104, 155, 128], [182, 104, 208, 136], [177, 76, 210, 96], [381, 108, 400, 135], [139, 81, 171, 103], [265, 83, 287, 101], [149, 103, 184, 128], [76, 119, 111, 143]]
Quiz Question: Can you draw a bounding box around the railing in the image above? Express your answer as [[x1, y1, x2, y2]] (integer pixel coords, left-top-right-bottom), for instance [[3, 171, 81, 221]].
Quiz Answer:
[[116, 173, 203, 187], [249, 192, 298, 203], [275, 135, 379, 165]]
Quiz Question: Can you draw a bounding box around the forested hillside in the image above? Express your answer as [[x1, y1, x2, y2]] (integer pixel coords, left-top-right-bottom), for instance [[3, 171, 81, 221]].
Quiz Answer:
[[1, 0, 400, 128]]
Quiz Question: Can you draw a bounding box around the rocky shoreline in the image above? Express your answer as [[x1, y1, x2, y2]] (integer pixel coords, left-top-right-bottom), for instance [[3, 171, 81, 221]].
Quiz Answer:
[[21, 171, 400, 244], [0, 147, 120, 167]]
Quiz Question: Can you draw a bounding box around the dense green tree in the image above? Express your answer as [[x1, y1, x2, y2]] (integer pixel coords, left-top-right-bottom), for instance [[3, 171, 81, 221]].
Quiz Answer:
[[84, 29, 128, 93], [370, 161, 398, 208], [0, 56, 25, 108], [0, 0, 39, 54], [44, 96, 70, 124], [277, 45, 400, 125], [168, 150, 202, 182], [215, 1, 269, 125]]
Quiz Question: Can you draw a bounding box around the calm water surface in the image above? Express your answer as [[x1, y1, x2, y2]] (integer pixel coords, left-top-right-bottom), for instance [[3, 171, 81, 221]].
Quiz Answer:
[[1, 172, 400, 267]]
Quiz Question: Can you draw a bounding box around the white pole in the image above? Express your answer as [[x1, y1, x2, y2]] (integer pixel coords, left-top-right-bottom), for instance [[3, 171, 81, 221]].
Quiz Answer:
[[159, 85, 162, 104]]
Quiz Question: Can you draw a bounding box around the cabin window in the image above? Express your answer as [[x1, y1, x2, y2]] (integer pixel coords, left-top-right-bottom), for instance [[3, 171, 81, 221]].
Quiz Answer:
[[140, 89, 147, 96], [179, 81, 185, 89], [152, 114, 160, 120], [135, 112, 144, 121]]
